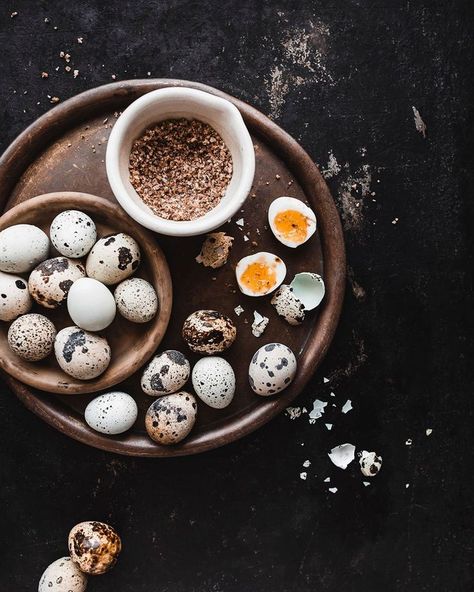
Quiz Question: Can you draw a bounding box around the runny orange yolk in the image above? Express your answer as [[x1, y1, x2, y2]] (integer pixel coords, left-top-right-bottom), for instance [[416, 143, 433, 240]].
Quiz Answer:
[[240, 261, 277, 294], [274, 209, 308, 243]]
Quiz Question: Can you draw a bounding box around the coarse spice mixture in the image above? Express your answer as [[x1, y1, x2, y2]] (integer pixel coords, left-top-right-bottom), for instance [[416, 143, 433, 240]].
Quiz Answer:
[[129, 119, 233, 221]]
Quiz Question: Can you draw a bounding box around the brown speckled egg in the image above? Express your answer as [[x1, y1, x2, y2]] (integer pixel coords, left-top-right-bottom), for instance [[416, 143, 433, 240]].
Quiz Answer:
[[68, 521, 121, 575], [141, 350, 190, 396], [0, 271, 32, 321], [86, 233, 140, 285], [28, 257, 85, 309], [145, 391, 197, 444], [54, 326, 111, 380], [182, 310, 236, 355], [114, 277, 158, 323], [8, 313, 56, 361], [38, 556, 87, 592]]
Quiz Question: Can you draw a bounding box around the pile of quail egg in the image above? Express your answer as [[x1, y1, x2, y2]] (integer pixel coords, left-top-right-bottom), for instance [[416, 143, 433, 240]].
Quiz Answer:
[[0, 210, 158, 379], [38, 520, 121, 591]]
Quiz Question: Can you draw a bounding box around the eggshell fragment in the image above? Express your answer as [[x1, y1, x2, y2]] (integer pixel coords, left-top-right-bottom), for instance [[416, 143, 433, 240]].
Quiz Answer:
[[141, 350, 190, 396], [114, 277, 158, 323], [248, 343, 297, 396], [67, 277, 116, 331], [182, 310, 236, 355], [54, 326, 111, 380], [50, 210, 97, 258], [85, 392, 138, 435], [195, 232, 234, 268], [271, 284, 305, 325], [38, 557, 87, 592], [145, 392, 197, 444], [68, 521, 121, 575], [192, 357, 236, 409], [359, 450, 383, 477], [0, 224, 49, 273], [8, 313, 56, 361], [0, 271, 32, 321], [86, 233, 140, 285], [28, 257, 86, 309], [290, 272, 325, 311]]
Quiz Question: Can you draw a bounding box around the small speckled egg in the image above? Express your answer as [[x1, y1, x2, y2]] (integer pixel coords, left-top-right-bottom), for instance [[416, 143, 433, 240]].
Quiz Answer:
[[68, 521, 121, 575], [114, 278, 158, 323], [28, 257, 85, 309], [182, 310, 236, 355], [271, 284, 306, 325], [50, 210, 97, 258], [8, 313, 56, 361], [67, 277, 116, 331], [38, 556, 87, 592], [0, 271, 31, 321], [85, 391, 138, 435], [192, 357, 235, 409], [86, 233, 141, 285], [248, 343, 297, 396], [141, 350, 190, 396], [145, 392, 197, 445], [54, 326, 111, 380], [0, 224, 49, 273], [359, 450, 382, 477]]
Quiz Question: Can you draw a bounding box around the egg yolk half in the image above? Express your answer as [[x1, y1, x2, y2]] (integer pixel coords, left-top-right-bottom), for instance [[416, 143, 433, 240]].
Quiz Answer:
[[240, 261, 277, 295], [274, 209, 309, 243]]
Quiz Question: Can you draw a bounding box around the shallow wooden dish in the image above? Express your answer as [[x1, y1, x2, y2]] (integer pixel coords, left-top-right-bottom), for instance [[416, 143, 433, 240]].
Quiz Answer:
[[0, 79, 345, 457], [0, 192, 172, 394]]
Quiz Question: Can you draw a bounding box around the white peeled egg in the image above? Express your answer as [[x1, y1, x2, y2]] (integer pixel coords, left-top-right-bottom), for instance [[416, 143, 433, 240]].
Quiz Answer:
[[192, 356, 236, 409], [50, 210, 97, 258], [235, 252, 286, 297], [268, 196, 316, 248], [0, 224, 49, 273], [85, 391, 138, 435], [67, 277, 116, 331]]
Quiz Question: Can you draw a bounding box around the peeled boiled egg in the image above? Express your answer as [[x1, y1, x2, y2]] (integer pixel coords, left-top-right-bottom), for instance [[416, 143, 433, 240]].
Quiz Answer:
[[235, 252, 286, 297], [268, 197, 316, 248], [67, 277, 116, 331]]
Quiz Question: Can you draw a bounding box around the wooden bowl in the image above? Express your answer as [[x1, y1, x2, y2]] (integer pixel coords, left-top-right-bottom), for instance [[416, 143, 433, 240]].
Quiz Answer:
[[0, 192, 172, 394]]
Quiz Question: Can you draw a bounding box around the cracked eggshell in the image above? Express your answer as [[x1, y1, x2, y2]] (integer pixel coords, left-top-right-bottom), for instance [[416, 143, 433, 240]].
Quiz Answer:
[[290, 272, 325, 311], [85, 391, 138, 435], [145, 391, 197, 445], [235, 252, 286, 297], [268, 196, 316, 248], [54, 326, 111, 380], [86, 233, 141, 285], [182, 310, 236, 355], [141, 350, 190, 396], [359, 450, 382, 477], [68, 521, 121, 575], [8, 313, 56, 361], [114, 277, 158, 323], [0, 271, 31, 321], [67, 277, 116, 331], [0, 224, 49, 273], [248, 342, 297, 396], [50, 210, 97, 258], [28, 257, 85, 309], [38, 557, 87, 592], [271, 284, 306, 325], [192, 357, 236, 409]]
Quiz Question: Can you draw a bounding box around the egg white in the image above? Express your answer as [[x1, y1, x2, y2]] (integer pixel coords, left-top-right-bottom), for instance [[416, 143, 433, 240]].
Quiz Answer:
[[268, 196, 317, 248], [235, 251, 287, 297]]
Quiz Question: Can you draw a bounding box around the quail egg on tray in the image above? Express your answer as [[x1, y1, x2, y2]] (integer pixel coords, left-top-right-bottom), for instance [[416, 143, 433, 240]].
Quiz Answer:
[[271, 272, 325, 325], [235, 252, 286, 297], [192, 356, 236, 409], [249, 343, 297, 396], [182, 310, 237, 354], [141, 350, 190, 396], [268, 196, 317, 248], [145, 392, 197, 445], [85, 391, 138, 435]]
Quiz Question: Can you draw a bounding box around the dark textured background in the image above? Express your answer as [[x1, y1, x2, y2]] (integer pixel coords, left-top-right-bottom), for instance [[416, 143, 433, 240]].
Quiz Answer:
[[0, 1, 473, 590]]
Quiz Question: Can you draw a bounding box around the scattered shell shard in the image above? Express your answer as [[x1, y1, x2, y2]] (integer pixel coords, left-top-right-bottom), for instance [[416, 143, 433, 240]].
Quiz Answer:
[[271, 284, 305, 325], [328, 443, 356, 470], [290, 272, 325, 311], [359, 450, 382, 477], [195, 232, 234, 268]]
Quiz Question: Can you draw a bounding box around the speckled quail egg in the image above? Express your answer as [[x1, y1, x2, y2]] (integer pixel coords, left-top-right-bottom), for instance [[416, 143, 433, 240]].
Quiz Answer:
[[67, 277, 116, 331], [68, 521, 121, 575], [359, 450, 383, 477], [192, 357, 236, 409], [38, 556, 87, 592], [235, 252, 286, 297], [50, 209, 97, 258], [85, 391, 138, 435], [271, 284, 306, 326], [114, 278, 158, 323], [54, 326, 111, 380], [0, 224, 49, 273], [8, 313, 56, 361], [182, 310, 236, 355], [0, 271, 31, 321], [28, 257, 85, 309], [268, 196, 317, 248], [141, 350, 190, 396], [86, 233, 141, 285], [249, 343, 297, 396], [271, 273, 325, 324], [145, 391, 197, 445]]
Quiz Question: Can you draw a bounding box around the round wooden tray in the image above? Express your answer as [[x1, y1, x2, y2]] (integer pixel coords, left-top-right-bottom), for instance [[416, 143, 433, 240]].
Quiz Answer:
[[0, 79, 345, 457]]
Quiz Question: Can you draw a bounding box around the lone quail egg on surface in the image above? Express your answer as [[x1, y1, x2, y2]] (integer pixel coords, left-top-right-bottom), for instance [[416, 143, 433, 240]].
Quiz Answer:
[[235, 252, 286, 297], [145, 392, 197, 445], [268, 196, 317, 248], [50, 209, 97, 258], [85, 392, 138, 435], [67, 277, 116, 331], [249, 343, 297, 396], [0, 224, 49, 273], [68, 521, 121, 575], [141, 350, 190, 396], [192, 357, 236, 409], [0, 271, 31, 321], [28, 257, 85, 309], [182, 310, 236, 355], [86, 233, 141, 285], [114, 278, 158, 323], [271, 273, 325, 324], [8, 313, 56, 361], [359, 450, 383, 477], [54, 326, 111, 380], [38, 556, 87, 592]]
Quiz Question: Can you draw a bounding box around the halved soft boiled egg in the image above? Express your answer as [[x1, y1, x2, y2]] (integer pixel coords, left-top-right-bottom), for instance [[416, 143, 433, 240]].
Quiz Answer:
[[236, 252, 286, 297], [268, 197, 317, 248]]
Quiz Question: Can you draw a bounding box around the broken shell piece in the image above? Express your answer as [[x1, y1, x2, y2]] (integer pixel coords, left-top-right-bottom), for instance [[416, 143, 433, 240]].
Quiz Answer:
[[271, 284, 306, 325], [328, 443, 356, 470], [359, 450, 382, 477], [195, 232, 234, 269], [290, 272, 325, 311], [268, 196, 317, 248], [251, 311, 269, 337]]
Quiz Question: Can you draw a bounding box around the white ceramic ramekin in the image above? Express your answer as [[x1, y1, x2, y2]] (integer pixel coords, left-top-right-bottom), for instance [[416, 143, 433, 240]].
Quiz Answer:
[[106, 87, 255, 237]]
